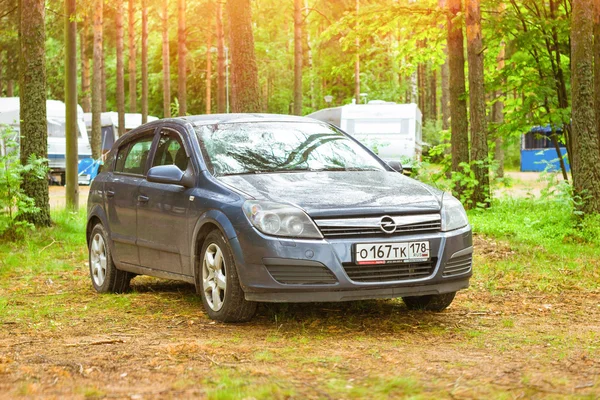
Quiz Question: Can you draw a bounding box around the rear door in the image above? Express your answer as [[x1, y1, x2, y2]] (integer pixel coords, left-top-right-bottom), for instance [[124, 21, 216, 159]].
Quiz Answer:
[[136, 127, 195, 275], [105, 130, 156, 266]]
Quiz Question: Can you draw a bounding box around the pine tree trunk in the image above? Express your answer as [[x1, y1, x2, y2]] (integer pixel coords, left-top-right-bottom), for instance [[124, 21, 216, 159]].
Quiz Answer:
[[18, 0, 51, 226], [116, 0, 125, 137], [493, 28, 505, 179], [101, 46, 107, 111], [304, 0, 315, 110], [141, 0, 148, 123], [429, 67, 437, 122], [293, 0, 303, 115], [447, 0, 469, 184], [0, 51, 3, 96], [128, 0, 137, 113], [466, 0, 489, 208], [80, 17, 91, 113], [439, 0, 450, 131], [90, 0, 104, 160], [91, 0, 103, 160], [226, 0, 261, 113], [216, 1, 226, 113], [177, 0, 187, 116], [162, 0, 171, 118], [354, 0, 360, 103], [571, 0, 600, 214], [205, 25, 213, 114], [65, 0, 79, 210], [417, 53, 426, 120], [594, 0, 600, 150]]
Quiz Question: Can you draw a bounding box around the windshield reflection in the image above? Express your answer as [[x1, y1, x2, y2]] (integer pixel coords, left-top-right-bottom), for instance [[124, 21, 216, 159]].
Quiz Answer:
[[195, 122, 385, 177]]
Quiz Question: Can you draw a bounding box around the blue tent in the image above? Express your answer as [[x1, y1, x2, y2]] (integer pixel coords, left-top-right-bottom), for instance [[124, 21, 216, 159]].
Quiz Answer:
[[521, 125, 570, 172]]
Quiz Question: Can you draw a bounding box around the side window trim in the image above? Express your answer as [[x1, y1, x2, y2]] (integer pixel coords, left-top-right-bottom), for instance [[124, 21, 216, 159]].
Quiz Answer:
[[113, 129, 159, 177]]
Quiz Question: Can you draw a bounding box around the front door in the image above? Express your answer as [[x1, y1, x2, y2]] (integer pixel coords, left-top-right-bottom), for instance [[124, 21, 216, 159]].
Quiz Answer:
[[137, 128, 194, 275], [105, 133, 155, 266]]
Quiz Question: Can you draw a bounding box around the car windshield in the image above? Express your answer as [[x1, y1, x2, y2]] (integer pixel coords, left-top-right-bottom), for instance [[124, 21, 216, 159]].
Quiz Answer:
[[195, 121, 386, 177]]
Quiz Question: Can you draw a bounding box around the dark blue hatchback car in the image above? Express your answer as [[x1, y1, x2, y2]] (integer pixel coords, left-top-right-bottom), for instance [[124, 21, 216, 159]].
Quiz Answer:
[[87, 114, 473, 322]]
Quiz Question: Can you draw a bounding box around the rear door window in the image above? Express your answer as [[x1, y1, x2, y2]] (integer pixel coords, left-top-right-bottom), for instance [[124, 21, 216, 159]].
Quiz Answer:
[[114, 135, 155, 175]]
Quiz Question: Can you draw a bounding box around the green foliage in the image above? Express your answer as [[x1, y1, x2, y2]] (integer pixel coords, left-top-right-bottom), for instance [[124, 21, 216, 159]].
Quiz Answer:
[[0, 126, 49, 240], [469, 196, 600, 248]]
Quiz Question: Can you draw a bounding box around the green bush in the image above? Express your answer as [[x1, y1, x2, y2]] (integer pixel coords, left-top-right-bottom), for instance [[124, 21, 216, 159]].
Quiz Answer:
[[0, 126, 49, 241]]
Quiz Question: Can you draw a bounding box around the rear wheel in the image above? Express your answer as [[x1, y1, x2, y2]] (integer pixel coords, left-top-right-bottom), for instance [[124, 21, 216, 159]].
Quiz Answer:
[[199, 230, 257, 322], [89, 224, 132, 293], [402, 292, 456, 311]]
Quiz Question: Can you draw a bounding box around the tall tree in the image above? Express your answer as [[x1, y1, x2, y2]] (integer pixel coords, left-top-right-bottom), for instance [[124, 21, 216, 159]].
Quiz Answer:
[[594, 0, 600, 149], [178, 0, 187, 116], [466, 0, 489, 207], [571, 0, 600, 214], [205, 19, 213, 114], [65, 0, 78, 210], [216, 0, 226, 113], [293, 0, 303, 115], [141, 0, 148, 123], [91, 0, 103, 159], [354, 0, 360, 103], [80, 10, 91, 113], [439, 0, 449, 131], [447, 0, 469, 186], [128, 0, 137, 113], [492, 40, 505, 179], [18, 0, 51, 226], [226, 0, 261, 112], [116, 0, 126, 136], [162, 0, 171, 118], [101, 47, 107, 111]]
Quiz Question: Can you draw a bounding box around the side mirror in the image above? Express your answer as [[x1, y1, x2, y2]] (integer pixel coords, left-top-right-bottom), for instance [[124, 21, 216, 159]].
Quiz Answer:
[[387, 160, 403, 173], [147, 165, 194, 187]]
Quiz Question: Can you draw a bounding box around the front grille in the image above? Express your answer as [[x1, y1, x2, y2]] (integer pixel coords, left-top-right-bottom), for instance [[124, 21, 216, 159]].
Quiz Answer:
[[343, 258, 437, 283], [315, 214, 441, 238], [443, 254, 472, 277], [319, 221, 442, 238], [265, 264, 337, 285]]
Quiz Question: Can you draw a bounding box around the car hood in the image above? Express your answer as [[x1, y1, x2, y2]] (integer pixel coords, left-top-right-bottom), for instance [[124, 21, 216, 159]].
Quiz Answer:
[[218, 171, 443, 217]]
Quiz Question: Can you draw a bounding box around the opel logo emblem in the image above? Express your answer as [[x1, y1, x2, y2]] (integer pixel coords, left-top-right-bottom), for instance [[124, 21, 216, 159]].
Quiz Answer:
[[380, 216, 396, 234]]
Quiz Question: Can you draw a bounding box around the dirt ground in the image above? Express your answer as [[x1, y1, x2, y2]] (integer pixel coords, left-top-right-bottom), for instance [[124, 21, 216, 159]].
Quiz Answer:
[[1, 237, 599, 399]]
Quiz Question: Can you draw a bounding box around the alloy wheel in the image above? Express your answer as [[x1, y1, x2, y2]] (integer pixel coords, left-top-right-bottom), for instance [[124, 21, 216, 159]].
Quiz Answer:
[[202, 243, 227, 311], [90, 233, 107, 287]]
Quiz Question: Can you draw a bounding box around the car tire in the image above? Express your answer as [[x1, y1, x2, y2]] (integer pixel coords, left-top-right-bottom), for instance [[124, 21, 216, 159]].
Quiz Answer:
[[199, 230, 257, 323], [402, 292, 456, 312], [89, 223, 132, 294]]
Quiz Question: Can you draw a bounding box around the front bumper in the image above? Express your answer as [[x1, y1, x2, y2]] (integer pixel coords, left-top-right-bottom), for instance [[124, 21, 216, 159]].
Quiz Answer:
[[232, 224, 473, 303]]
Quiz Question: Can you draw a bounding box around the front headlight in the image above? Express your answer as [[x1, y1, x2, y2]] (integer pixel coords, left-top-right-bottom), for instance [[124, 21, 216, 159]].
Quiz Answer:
[[242, 200, 323, 239], [441, 193, 469, 232]]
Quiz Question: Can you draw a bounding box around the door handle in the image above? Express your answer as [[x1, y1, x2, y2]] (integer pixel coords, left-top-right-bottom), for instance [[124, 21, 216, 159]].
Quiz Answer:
[[137, 195, 149, 203], [106, 190, 115, 198]]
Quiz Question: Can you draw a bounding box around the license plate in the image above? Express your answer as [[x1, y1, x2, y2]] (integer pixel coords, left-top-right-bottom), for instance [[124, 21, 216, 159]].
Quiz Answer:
[[355, 241, 430, 264]]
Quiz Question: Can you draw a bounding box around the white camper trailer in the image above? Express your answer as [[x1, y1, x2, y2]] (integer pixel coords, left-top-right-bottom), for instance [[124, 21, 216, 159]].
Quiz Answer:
[[0, 98, 91, 175], [83, 112, 158, 153], [307, 102, 423, 168]]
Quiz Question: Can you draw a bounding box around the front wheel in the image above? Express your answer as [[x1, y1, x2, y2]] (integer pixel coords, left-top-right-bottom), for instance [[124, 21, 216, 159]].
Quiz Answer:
[[199, 230, 257, 322], [89, 224, 132, 293], [402, 292, 456, 311]]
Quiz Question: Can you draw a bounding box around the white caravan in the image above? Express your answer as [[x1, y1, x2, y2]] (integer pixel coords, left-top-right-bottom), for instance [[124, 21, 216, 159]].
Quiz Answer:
[[0, 98, 91, 174], [83, 112, 158, 153], [307, 101, 423, 168]]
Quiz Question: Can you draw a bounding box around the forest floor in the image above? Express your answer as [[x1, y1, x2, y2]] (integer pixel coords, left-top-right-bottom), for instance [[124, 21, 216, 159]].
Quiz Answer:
[[0, 175, 598, 399]]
